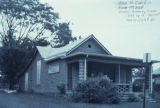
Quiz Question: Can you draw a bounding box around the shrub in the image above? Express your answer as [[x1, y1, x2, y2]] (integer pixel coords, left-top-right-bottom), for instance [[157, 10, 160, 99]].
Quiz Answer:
[[128, 94, 140, 102], [133, 79, 144, 92], [138, 93, 144, 99], [153, 83, 160, 93], [72, 76, 119, 104], [57, 83, 66, 94]]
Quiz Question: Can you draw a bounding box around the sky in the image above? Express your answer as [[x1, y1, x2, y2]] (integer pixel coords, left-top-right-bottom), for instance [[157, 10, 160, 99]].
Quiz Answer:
[[41, 0, 160, 69]]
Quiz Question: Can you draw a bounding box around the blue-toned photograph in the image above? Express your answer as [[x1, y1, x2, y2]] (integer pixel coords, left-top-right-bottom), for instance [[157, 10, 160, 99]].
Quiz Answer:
[[0, 0, 160, 108]]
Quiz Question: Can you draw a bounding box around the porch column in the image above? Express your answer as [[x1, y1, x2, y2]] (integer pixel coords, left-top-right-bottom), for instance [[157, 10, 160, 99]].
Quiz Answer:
[[84, 58, 87, 80], [129, 81, 133, 93], [118, 64, 121, 83], [79, 58, 87, 82]]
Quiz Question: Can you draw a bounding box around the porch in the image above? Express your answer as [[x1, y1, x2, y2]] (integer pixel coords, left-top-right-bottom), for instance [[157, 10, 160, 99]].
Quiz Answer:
[[66, 53, 153, 94]]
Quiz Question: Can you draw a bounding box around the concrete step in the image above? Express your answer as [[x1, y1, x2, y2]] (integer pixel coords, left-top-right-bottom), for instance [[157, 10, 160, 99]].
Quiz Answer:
[[147, 98, 157, 103], [146, 96, 158, 103]]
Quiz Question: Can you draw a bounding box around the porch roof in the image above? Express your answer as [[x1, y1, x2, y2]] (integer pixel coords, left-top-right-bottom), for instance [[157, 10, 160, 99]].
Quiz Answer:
[[62, 52, 160, 67]]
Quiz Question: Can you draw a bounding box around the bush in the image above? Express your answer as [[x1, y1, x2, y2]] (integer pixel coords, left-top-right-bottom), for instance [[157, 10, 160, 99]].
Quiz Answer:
[[153, 83, 160, 93], [128, 94, 140, 102], [57, 83, 66, 94], [72, 76, 119, 104], [133, 79, 144, 92]]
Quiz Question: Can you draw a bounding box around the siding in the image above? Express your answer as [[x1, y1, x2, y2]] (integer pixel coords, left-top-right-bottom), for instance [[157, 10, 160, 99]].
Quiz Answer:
[[19, 52, 68, 93], [40, 59, 68, 93], [19, 52, 42, 92], [71, 38, 108, 55]]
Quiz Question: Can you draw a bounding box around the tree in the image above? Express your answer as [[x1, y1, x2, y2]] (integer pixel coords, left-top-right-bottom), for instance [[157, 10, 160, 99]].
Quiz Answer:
[[0, 0, 59, 47], [0, 0, 74, 89], [0, 38, 50, 89], [0, 47, 27, 89], [52, 22, 73, 48], [132, 68, 145, 78]]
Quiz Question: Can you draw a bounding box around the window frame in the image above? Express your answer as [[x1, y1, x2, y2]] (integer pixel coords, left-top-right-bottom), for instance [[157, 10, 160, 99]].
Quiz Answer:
[[48, 62, 60, 74]]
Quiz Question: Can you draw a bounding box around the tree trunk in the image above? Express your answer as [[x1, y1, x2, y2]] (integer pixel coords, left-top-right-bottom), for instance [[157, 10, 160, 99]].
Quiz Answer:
[[9, 80, 14, 90]]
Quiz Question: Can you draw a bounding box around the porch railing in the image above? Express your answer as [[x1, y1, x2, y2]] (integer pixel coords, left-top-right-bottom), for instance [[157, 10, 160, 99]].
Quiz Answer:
[[113, 82, 133, 94]]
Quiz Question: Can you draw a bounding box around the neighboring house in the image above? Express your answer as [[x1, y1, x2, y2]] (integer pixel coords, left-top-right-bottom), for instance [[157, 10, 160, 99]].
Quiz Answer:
[[153, 68, 160, 84], [18, 34, 158, 94]]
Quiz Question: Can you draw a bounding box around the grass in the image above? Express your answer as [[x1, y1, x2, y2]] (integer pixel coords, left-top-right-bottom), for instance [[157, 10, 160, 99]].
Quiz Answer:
[[0, 92, 159, 108]]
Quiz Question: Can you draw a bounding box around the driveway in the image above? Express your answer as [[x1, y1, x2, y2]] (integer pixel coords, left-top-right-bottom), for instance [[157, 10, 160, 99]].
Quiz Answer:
[[0, 92, 159, 108]]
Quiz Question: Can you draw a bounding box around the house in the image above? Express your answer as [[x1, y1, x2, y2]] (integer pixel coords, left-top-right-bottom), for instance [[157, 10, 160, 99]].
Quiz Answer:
[[18, 34, 158, 94], [153, 68, 160, 84]]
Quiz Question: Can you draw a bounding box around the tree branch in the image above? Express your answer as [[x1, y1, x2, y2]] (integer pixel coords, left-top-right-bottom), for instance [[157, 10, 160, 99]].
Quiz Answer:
[[34, 27, 46, 40]]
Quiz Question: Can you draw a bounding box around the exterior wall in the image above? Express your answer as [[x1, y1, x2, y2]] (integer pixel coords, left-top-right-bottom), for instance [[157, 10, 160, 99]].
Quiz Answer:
[[19, 52, 42, 92], [40, 59, 68, 93], [19, 52, 68, 93], [28, 53, 41, 92], [71, 38, 108, 55], [68, 62, 79, 90], [71, 63, 79, 88]]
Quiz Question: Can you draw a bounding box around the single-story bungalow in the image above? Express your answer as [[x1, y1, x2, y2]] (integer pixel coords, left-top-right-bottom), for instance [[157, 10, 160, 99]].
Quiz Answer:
[[18, 34, 158, 94]]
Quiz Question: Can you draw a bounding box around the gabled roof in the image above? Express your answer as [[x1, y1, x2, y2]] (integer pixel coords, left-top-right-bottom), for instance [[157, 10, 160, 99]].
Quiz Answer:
[[36, 34, 112, 61]]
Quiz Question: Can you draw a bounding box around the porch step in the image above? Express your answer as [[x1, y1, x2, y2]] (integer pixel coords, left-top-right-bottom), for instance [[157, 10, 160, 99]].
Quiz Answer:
[[119, 92, 159, 103], [146, 97, 157, 103], [118, 93, 129, 102]]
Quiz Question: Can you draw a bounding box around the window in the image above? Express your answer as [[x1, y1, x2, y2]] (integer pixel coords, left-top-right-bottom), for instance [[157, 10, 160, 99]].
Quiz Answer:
[[48, 62, 59, 74], [37, 60, 41, 85]]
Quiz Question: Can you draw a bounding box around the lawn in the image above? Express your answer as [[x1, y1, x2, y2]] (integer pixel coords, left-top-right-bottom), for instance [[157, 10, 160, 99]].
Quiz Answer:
[[0, 92, 159, 108]]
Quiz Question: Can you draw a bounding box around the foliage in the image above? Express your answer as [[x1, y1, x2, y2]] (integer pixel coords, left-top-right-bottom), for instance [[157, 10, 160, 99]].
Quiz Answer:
[[0, 0, 59, 47], [138, 93, 144, 99], [0, 47, 27, 89], [72, 76, 119, 104], [0, 0, 74, 89], [132, 68, 145, 78], [153, 83, 160, 93], [0, 38, 49, 89], [133, 79, 144, 92], [0, 0, 74, 48], [52, 22, 74, 48], [57, 83, 66, 95], [128, 94, 140, 102]]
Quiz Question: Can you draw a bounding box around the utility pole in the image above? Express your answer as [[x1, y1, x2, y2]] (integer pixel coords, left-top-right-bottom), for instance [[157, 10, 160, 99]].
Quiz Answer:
[[143, 67, 146, 108], [142, 53, 151, 108]]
